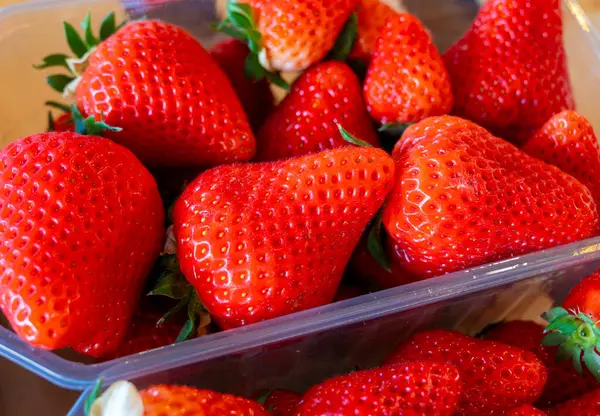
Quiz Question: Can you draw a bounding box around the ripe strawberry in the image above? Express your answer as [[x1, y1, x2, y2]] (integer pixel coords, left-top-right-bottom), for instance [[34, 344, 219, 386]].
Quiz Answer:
[[0, 132, 164, 356], [522, 111, 600, 207], [45, 102, 74, 133], [443, 0, 574, 144], [220, 0, 359, 75], [484, 320, 597, 407], [349, 0, 402, 62], [547, 388, 600, 416], [264, 389, 301, 416], [39, 15, 255, 167], [257, 61, 379, 161], [140, 385, 270, 415], [173, 146, 395, 329], [100, 302, 181, 360], [385, 329, 547, 415], [295, 362, 462, 415], [383, 116, 598, 278], [209, 38, 274, 130], [542, 271, 600, 383], [364, 13, 453, 125], [508, 405, 547, 416]]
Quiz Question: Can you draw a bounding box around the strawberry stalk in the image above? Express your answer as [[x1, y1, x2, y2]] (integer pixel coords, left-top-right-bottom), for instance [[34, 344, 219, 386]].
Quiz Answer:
[[326, 13, 358, 62], [542, 307, 600, 381], [216, 1, 290, 91]]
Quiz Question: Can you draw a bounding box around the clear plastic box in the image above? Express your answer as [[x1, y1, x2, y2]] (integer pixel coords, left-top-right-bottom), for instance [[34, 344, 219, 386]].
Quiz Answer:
[[0, 0, 599, 403]]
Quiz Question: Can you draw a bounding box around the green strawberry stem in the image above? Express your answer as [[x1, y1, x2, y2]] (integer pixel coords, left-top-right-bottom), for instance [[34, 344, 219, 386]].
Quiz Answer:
[[84, 378, 103, 416], [34, 11, 125, 96], [542, 306, 600, 382], [326, 13, 358, 62], [148, 254, 211, 342], [216, 0, 290, 91]]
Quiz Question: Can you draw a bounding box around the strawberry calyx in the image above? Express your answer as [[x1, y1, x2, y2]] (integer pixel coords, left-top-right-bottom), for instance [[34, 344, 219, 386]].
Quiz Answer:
[[215, 0, 290, 91], [337, 124, 373, 148], [542, 306, 600, 381], [367, 211, 391, 273], [326, 13, 358, 62], [34, 11, 125, 98], [71, 105, 122, 136], [378, 122, 413, 135], [148, 254, 212, 341]]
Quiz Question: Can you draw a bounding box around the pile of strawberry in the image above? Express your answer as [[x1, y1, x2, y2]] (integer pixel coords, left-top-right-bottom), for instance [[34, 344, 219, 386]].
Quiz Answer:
[[1, 0, 600, 379]]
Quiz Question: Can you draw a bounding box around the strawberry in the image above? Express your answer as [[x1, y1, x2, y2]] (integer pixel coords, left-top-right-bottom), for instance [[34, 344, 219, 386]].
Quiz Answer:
[[349, 0, 402, 62], [547, 388, 600, 416], [38, 14, 255, 167], [219, 0, 359, 77], [385, 329, 547, 415], [382, 116, 598, 278], [264, 389, 301, 416], [508, 405, 547, 416], [522, 111, 600, 207], [100, 301, 181, 360], [173, 146, 395, 329], [0, 132, 164, 356], [257, 61, 379, 161], [295, 361, 462, 415], [209, 38, 274, 130], [443, 0, 574, 144], [45, 101, 74, 133], [363, 13, 453, 125], [140, 385, 270, 415], [542, 271, 600, 383], [484, 320, 597, 407]]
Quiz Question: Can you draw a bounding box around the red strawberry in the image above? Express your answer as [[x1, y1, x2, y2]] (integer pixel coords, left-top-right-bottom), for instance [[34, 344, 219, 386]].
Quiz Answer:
[[484, 320, 597, 407], [40, 17, 255, 167], [257, 61, 379, 161], [50, 113, 74, 132], [443, 0, 574, 144], [100, 302, 181, 360], [209, 38, 274, 130], [350, 0, 401, 62], [140, 385, 270, 415], [221, 0, 359, 74], [522, 111, 600, 207], [264, 389, 301, 416], [385, 329, 547, 415], [508, 405, 547, 416], [547, 388, 600, 416], [364, 13, 453, 125], [0, 132, 164, 356], [542, 271, 600, 383], [173, 146, 395, 329], [383, 115, 598, 278], [295, 361, 462, 415]]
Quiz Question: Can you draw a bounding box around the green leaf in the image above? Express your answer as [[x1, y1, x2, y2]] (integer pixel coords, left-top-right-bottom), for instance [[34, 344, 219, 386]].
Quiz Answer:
[[542, 307, 570, 324], [546, 315, 582, 334], [378, 123, 413, 138], [583, 347, 600, 381], [46, 74, 75, 93], [255, 389, 274, 405], [244, 53, 267, 81], [229, 10, 253, 30], [367, 211, 391, 272], [541, 331, 568, 347], [115, 19, 128, 32], [84, 116, 122, 135], [81, 12, 99, 47], [337, 124, 373, 147], [47, 111, 55, 132], [84, 379, 103, 416], [215, 21, 247, 41], [33, 54, 71, 71], [557, 342, 572, 363], [45, 101, 71, 113], [63, 21, 88, 58], [99, 12, 116, 40], [266, 72, 290, 91], [71, 104, 87, 134], [149, 271, 191, 299], [327, 13, 358, 62], [175, 318, 195, 343]]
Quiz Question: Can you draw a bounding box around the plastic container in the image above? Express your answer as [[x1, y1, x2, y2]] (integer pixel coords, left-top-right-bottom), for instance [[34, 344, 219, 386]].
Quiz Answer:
[[0, 0, 598, 399]]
